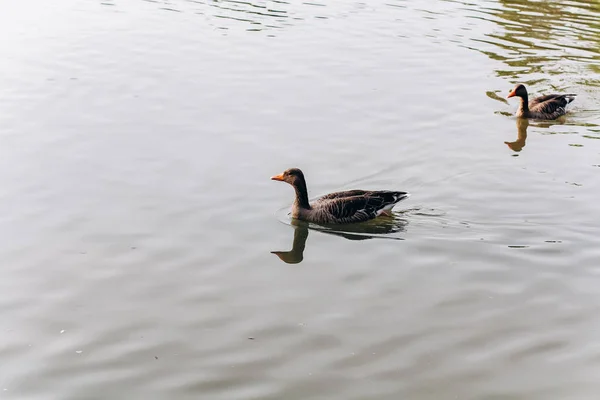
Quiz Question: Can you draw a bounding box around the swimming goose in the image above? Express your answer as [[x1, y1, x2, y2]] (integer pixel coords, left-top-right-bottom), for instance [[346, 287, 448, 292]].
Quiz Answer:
[[271, 168, 409, 224], [507, 84, 576, 120]]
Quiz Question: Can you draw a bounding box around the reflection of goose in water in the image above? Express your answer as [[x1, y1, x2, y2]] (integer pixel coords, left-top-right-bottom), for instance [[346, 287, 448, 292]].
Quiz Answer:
[[271, 217, 408, 264], [505, 118, 528, 152], [271, 221, 309, 264], [505, 117, 571, 152]]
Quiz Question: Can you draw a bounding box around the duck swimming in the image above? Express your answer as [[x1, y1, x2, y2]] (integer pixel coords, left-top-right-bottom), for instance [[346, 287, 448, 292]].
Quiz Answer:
[[271, 168, 410, 224], [507, 84, 576, 120]]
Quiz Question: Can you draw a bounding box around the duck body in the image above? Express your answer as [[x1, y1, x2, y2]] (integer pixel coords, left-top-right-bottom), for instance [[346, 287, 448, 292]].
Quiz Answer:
[[507, 84, 575, 120], [271, 168, 409, 224]]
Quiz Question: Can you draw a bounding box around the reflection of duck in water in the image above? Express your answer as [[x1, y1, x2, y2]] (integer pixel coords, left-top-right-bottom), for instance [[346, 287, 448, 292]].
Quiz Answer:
[[507, 84, 576, 120], [271, 218, 408, 264], [505, 118, 528, 152], [271, 168, 410, 224]]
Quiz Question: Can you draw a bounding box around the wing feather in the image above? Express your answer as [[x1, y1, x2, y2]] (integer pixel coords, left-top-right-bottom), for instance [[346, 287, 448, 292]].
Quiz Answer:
[[313, 191, 409, 224], [529, 93, 576, 118], [317, 190, 369, 202], [530, 94, 562, 105]]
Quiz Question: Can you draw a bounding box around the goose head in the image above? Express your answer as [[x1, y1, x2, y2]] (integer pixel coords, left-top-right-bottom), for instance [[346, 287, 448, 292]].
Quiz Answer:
[[507, 84, 527, 99], [271, 168, 306, 187]]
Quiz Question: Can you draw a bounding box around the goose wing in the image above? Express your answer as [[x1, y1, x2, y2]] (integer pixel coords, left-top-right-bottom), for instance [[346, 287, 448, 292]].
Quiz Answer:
[[316, 190, 368, 202], [314, 191, 409, 224], [530, 94, 563, 105], [530, 93, 576, 114]]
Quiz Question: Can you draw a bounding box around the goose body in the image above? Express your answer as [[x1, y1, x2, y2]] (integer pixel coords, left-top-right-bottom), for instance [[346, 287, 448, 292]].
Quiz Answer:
[[507, 84, 576, 120], [271, 168, 409, 224]]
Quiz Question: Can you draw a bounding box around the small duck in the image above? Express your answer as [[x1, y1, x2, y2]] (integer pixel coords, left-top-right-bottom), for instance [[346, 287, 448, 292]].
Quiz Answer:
[[507, 84, 576, 120], [271, 168, 409, 224]]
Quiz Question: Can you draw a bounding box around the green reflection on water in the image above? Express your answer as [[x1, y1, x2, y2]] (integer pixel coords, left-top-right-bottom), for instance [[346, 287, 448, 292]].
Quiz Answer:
[[471, 0, 600, 86]]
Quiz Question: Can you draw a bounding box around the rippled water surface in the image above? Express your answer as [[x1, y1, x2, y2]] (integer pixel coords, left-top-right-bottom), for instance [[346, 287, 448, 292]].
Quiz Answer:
[[1, 0, 600, 398]]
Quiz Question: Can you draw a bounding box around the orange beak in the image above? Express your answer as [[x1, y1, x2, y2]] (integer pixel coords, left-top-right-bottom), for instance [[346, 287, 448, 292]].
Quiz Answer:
[[271, 173, 284, 181], [506, 90, 516, 99]]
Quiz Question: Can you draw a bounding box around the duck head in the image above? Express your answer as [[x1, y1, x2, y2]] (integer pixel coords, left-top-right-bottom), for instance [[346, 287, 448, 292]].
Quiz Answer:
[[507, 84, 527, 99]]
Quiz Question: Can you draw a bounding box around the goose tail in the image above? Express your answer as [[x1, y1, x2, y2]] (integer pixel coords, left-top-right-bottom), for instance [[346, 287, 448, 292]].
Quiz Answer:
[[564, 94, 577, 104], [394, 192, 410, 202], [378, 192, 410, 215]]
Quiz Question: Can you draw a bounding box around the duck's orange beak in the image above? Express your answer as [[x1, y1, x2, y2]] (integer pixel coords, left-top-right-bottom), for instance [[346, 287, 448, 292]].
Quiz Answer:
[[271, 173, 284, 181], [506, 90, 516, 98]]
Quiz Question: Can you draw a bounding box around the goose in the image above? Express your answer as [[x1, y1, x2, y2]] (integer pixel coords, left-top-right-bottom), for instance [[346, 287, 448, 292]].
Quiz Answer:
[[271, 168, 409, 224], [507, 84, 576, 120]]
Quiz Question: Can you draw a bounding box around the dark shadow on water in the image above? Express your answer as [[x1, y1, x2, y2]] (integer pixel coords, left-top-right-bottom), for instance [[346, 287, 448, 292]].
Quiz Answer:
[[272, 216, 408, 264]]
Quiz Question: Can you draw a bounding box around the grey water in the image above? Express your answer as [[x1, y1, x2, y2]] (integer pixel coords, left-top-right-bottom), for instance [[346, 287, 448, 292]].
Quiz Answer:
[[1, 0, 599, 398]]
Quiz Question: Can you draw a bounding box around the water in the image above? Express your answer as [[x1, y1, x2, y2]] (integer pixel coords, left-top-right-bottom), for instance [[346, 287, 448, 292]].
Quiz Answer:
[[0, 0, 599, 398]]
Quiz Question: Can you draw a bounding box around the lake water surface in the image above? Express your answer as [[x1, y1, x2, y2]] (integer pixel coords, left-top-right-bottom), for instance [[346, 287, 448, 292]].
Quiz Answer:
[[1, 0, 599, 399]]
